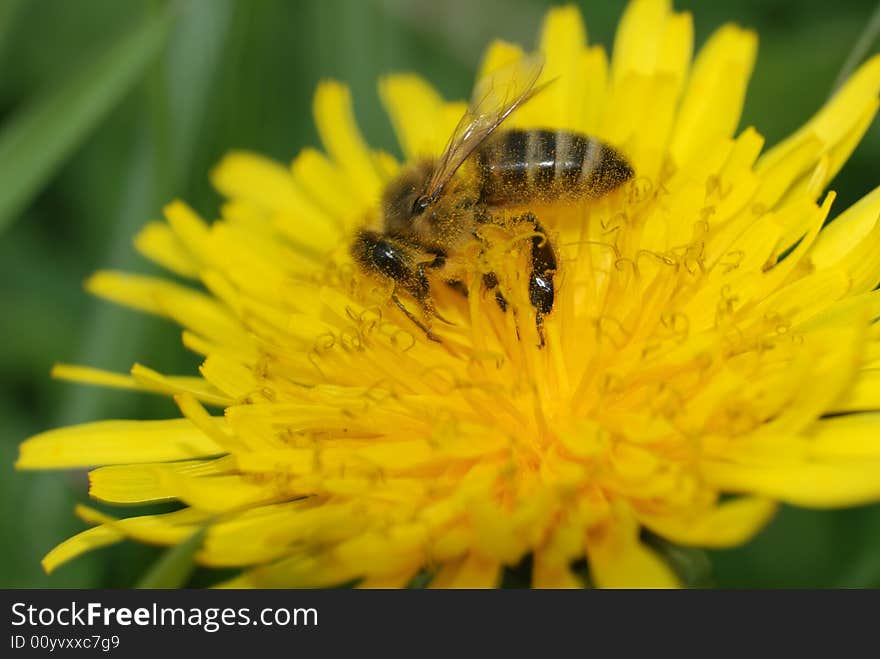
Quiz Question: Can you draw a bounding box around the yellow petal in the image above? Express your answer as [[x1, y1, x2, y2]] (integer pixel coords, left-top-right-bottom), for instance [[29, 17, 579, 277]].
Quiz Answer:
[[532, 511, 589, 588], [163, 200, 213, 267], [812, 185, 880, 267], [820, 101, 878, 185], [803, 290, 880, 333], [134, 221, 199, 278], [613, 0, 671, 81], [702, 458, 880, 508], [669, 23, 757, 167], [17, 419, 225, 469], [807, 413, 880, 458], [86, 271, 250, 348], [637, 497, 777, 547], [222, 552, 357, 586], [169, 474, 282, 513], [477, 39, 526, 84], [822, 217, 880, 295], [99, 509, 210, 550], [430, 553, 500, 588], [210, 151, 302, 212], [212, 151, 342, 256], [71, 364, 219, 412], [52, 364, 143, 391], [752, 136, 823, 213], [174, 392, 244, 453], [833, 369, 880, 413], [379, 74, 447, 159], [333, 526, 426, 578], [88, 460, 227, 504], [742, 192, 832, 300], [272, 196, 345, 256], [198, 354, 260, 400], [743, 322, 865, 439], [580, 45, 609, 134], [776, 102, 878, 211], [313, 80, 382, 205], [531, 559, 583, 588], [129, 363, 232, 407], [586, 516, 680, 588], [749, 270, 851, 331], [44, 505, 210, 572], [611, 0, 691, 96], [536, 5, 588, 130], [42, 526, 123, 574], [200, 502, 369, 570], [628, 11, 693, 174], [357, 569, 421, 589], [288, 147, 350, 222]]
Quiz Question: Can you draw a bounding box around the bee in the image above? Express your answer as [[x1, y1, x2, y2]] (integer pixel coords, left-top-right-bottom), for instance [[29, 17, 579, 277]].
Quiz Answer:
[[352, 54, 633, 343]]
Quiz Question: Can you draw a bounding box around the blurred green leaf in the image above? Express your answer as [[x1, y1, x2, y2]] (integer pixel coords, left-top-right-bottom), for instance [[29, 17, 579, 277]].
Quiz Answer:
[[165, 0, 235, 185], [7, 1, 235, 590], [710, 506, 840, 588], [136, 527, 206, 589], [0, 6, 174, 236], [0, 0, 26, 62]]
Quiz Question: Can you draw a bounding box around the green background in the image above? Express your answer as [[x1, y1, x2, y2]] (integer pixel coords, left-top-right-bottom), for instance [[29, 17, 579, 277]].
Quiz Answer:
[[1, 0, 879, 588]]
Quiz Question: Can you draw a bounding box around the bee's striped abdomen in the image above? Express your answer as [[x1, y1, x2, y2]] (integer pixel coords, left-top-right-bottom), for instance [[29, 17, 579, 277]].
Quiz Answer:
[[476, 129, 633, 206]]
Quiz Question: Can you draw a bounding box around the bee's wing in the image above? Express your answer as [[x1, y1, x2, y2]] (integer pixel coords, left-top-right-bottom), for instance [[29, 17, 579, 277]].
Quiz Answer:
[[424, 53, 546, 202]]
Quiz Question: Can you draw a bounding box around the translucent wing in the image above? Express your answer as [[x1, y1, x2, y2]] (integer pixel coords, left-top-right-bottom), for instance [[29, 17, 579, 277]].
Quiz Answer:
[[421, 53, 546, 206]]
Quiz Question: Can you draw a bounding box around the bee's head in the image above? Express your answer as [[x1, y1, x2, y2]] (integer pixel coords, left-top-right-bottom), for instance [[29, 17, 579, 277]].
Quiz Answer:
[[382, 160, 436, 233], [381, 159, 479, 252]]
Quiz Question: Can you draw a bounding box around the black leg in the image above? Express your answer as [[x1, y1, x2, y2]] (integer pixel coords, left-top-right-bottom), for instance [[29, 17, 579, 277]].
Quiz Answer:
[[512, 213, 556, 346], [351, 230, 443, 343], [482, 272, 508, 312], [391, 293, 440, 343]]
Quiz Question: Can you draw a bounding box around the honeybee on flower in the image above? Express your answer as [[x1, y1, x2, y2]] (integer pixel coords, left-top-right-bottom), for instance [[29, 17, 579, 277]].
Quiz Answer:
[[352, 52, 632, 344]]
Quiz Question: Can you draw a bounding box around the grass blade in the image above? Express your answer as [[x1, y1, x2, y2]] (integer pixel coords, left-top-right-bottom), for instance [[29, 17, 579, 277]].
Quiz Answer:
[[831, 1, 880, 94], [136, 526, 207, 589], [0, 7, 174, 235]]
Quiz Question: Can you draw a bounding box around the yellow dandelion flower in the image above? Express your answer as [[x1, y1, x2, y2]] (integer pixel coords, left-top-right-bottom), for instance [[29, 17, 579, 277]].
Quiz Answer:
[[17, 0, 880, 588]]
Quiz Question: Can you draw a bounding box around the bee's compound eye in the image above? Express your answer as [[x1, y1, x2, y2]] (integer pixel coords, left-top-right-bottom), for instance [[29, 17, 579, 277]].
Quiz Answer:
[[371, 239, 394, 262], [412, 195, 430, 216], [370, 239, 409, 281]]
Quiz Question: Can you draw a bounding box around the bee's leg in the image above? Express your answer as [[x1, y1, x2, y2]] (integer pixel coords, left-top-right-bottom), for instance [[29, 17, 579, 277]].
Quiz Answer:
[[408, 262, 446, 340], [391, 293, 441, 343], [445, 279, 469, 297], [411, 260, 456, 328], [513, 212, 556, 346], [535, 311, 547, 348], [352, 230, 442, 342], [469, 227, 510, 313], [481, 272, 508, 312]]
